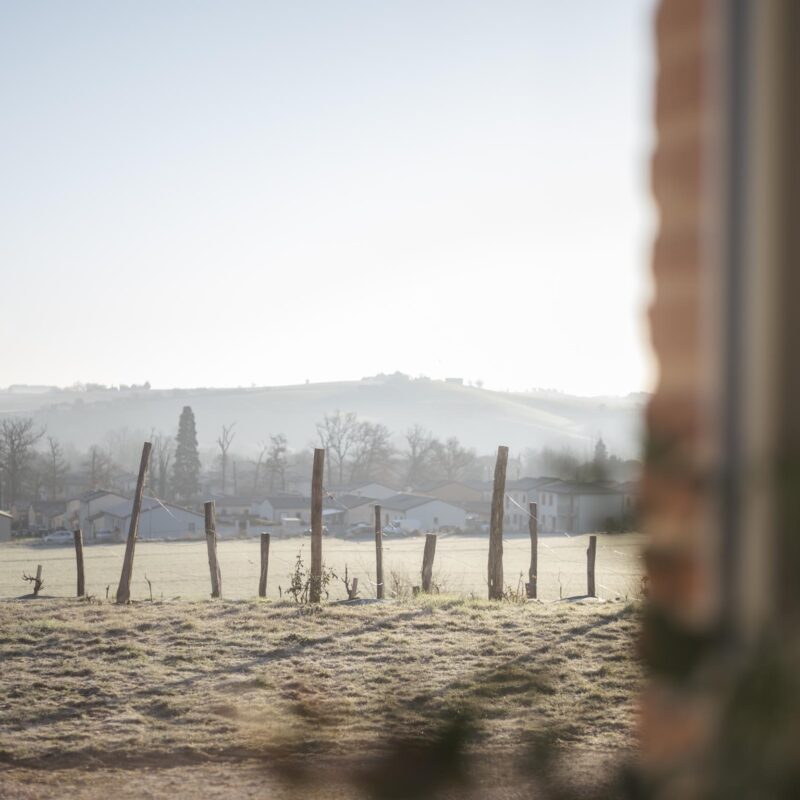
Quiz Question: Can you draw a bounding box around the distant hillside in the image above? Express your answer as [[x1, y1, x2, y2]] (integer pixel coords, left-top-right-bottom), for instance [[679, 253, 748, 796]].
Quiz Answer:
[[0, 377, 646, 458]]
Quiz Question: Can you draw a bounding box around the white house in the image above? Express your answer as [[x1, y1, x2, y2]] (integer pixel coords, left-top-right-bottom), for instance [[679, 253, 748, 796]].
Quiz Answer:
[[535, 481, 627, 534], [88, 497, 207, 541], [210, 495, 254, 516], [251, 495, 311, 524], [27, 501, 68, 531], [500, 477, 562, 532], [66, 490, 129, 533], [322, 494, 377, 529], [379, 494, 466, 532]]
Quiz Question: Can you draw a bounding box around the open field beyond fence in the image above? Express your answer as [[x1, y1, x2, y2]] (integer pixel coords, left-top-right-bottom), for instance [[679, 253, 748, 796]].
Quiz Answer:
[[0, 533, 645, 602]]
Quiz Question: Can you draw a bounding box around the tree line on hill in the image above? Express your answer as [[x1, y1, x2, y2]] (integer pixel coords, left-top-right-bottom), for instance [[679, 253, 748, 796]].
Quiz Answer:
[[0, 407, 641, 510]]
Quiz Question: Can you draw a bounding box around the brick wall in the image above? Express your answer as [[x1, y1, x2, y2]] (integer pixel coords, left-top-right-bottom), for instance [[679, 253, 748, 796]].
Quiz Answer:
[[639, 0, 724, 786]]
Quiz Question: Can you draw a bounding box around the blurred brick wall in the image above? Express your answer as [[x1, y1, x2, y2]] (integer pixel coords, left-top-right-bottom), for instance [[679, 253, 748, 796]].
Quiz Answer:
[[639, 0, 723, 787], [644, 0, 721, 625]]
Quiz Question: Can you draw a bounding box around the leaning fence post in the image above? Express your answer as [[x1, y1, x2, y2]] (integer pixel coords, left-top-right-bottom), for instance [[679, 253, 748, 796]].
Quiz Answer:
[[116, 441, 152, 604], [309, 448, 325, 603], [488, 445, 508, 600], [204, 501, 222, 598], [587, 534, 597, 597], [259, 532, 270, 598], [34, 564, 43, 597], [374, 504, 384, 599], [421, 533, 437, 592], [73, 529, 85, 597], [526, 502, 538, 599]]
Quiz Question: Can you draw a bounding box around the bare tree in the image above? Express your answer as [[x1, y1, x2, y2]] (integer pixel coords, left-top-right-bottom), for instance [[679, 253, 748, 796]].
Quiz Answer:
[[84, 445, 116, 490], [349, 422, 394, 482], [316, 411, 358, 485], [404, 425, 437, 487], [251, 441, 269, 498], [266, 434, 288, 492], [0, 417, 44, 506], [151, 433, 174, 500], [432, 436, 476, 481], [217, 423, 236, 495], [104, 426, 150, 473], [45, 436, 68, 499]]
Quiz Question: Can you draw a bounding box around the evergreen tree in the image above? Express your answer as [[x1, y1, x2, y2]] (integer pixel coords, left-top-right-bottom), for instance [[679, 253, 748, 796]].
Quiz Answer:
[[172, 406, 201, 503], [593, 437, 609, 467], [592, 437, 609, 480]]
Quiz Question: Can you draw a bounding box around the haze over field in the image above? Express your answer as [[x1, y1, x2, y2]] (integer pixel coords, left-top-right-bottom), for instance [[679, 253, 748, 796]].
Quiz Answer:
[[0, 376, 645, 459]]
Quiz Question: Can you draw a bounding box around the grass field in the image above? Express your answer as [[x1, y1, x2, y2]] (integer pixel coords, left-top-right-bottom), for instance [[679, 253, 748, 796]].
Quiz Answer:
[[0, 595, 642, 799], [0, 532, 645, 603]]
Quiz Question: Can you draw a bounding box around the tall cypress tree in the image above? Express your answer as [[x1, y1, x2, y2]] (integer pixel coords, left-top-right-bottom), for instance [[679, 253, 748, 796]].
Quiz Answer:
[[172, 406, 201, 503]]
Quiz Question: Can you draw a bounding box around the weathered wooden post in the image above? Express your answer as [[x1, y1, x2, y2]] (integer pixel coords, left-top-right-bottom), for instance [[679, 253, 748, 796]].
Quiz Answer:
[[348, 577, 359, 600], [73, 529, 85, 597], [421, 533, 437, 592], [259, 532, 270, 598], [204, 501, 222, 598], [374, 504, 384, 599], [526, 502, 538, 599], [34, 564, 43, 597], [309, 448, 325, 603], [116, 441, 152, 604], [488, 445, 509, 600], [587, 534, 597, 597]]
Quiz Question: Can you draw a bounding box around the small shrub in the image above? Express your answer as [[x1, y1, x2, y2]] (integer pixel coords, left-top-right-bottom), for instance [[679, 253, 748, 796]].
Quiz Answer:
[[502, 572, 528, 604], [281, 546, 336, 603], [388, 569, 413, 601]]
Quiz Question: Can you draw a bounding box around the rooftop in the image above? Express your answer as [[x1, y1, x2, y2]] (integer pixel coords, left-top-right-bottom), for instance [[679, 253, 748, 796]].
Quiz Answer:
[[380, 493, 443, 511]]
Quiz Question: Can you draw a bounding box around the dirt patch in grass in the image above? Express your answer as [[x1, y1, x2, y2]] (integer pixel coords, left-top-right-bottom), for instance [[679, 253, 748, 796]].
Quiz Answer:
[[0, 597, 642, 799]]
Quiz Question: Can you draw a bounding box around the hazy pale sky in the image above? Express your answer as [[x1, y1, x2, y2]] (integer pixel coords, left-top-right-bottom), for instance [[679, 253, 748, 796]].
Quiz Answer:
[[1, 0, 656, 396]]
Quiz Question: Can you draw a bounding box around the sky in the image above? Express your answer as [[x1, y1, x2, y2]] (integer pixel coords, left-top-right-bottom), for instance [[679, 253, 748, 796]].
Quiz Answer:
[[1, 0, 657, 397]]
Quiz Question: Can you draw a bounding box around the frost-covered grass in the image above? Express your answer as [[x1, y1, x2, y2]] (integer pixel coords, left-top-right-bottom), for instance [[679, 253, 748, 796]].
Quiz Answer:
[[0, 596, 641, 799]]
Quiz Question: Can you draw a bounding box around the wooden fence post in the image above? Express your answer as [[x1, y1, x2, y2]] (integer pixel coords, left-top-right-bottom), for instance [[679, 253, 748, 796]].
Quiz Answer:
[[587, 534, 597, 597], [204, 501, 222, 598], [309, 448, 325, 603], [259, 532, 270, 598], [34, 564, 43, 597], [348, 577, 359, 600], [525, 502, 538, 599], [116, 441, 152, 604], [421, 533, 437, 592], [488, 445, 509, 600], [374, 504, 384, 599], [73, 529, 85, 597]]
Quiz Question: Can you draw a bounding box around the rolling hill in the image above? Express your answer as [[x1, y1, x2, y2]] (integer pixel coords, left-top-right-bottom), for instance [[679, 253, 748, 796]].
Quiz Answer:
[[0, 376, 645, 459]]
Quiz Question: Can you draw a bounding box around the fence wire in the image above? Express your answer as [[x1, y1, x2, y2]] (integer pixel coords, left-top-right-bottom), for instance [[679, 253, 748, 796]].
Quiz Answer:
[[0, 531, 645, 603]]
